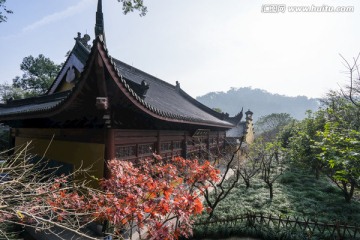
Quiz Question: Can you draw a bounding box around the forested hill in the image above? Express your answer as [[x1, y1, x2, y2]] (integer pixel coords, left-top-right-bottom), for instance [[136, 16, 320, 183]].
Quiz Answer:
[[196, 87, 320, 122]]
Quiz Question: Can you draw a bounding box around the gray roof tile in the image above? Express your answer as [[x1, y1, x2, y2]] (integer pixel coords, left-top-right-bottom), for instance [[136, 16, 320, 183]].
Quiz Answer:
[[0, 91, 69, 117], [113, 58, 232, 126]]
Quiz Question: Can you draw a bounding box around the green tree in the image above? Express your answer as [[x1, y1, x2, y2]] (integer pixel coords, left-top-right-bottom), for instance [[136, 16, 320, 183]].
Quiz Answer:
[[239, 142, 262, 189], [118, 0, 147, 16], [0, 82, 25, 102], [277, 119, 298, 149], [323, 90, 360, 130], [255, 113, 294, 141], [287, 89, 360, 202], [257, 139, 285, 199], [0, 0, 12, 23], [315, 118, 360, 203], [11, 54, 61, 98], [288, 110, 326, 179]]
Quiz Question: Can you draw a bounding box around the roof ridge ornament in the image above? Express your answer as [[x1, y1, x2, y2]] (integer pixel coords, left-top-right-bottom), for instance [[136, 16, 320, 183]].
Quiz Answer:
[[245, 109, 253, 120], [95, 0, 106, 43], [175, 81, 180, 92], [74, 32, 91, 49]]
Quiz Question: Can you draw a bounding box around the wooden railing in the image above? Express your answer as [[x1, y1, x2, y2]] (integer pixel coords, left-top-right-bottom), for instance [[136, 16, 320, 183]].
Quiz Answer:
[[194, 213, 360, 240]]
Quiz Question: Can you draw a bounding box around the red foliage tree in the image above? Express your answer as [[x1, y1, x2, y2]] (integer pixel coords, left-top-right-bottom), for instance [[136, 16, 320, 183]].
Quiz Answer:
[[45, 155, 220, 239]]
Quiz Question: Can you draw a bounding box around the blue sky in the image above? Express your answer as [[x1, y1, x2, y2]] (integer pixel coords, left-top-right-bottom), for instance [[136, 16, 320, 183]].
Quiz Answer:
[[1, 0, 360, 99]]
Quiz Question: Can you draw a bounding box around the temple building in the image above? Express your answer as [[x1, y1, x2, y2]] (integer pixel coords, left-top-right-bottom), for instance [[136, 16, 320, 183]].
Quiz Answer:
[[225, 109, 254, 145], [0, 0, 252, 180]]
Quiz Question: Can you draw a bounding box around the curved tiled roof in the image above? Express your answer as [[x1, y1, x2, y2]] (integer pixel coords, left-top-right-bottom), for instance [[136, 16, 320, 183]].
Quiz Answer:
[[0, 36, 234, 128], [95, 36, 233, 127], [226, 122, 246, 138], [0, 91, 70, 117]]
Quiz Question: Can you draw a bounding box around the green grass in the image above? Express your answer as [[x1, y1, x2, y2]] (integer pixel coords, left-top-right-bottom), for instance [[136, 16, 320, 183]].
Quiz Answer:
[[192, 166, 360, 239], [197, 166, 360, 224]]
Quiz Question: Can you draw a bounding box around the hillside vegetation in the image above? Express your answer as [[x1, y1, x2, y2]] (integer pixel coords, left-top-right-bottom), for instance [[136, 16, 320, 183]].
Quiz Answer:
[[196, 87, 320, 121]]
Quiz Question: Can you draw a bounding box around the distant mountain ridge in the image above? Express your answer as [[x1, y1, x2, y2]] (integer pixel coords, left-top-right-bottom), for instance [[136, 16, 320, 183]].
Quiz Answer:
[[196, 87, 320, 122]]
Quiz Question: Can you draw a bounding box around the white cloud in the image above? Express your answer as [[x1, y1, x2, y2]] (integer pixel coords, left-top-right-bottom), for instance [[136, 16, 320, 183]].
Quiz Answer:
[[22, 0, 93, 32]]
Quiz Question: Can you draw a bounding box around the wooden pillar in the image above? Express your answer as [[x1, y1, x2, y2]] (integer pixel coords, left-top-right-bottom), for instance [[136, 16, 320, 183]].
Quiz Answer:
[[104, 128, 115, 178], [157, 130, 161, 155], [183, 133, 188, 159], [206, 132, 210, 160], [8, 128, 16, 156]]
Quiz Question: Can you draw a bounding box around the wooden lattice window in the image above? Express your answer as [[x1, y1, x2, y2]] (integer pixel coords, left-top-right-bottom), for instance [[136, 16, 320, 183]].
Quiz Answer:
[[116, 145, 136, 159], [160, 142, 172, 152], [138, 143, 154, 155], [173, 141, 181, 150]]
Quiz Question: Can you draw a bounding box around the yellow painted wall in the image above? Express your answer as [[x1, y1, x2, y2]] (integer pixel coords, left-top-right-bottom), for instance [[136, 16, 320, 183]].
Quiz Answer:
[[15, 137, 105, 185], [246, 122, 255, 144], [56, 81, 75, 92]]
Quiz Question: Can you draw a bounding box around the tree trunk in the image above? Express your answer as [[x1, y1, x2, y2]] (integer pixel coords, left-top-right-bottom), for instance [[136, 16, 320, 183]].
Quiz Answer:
[[343, 181, 355, 203], [315, 167, 320, 180], [245, 179, 250, 189], [344, 190, 352, 203], [267, 182, 273, 199], [207, 208, 215, 220]]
